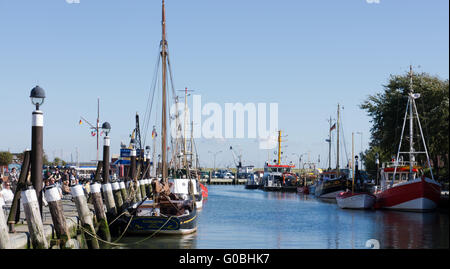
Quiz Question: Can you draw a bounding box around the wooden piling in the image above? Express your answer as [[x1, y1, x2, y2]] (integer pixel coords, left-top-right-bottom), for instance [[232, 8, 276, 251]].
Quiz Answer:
[[101, 183, 117, 217], [71, 185, 99, 249], [145, 179, 152, 198], [44, 186, 71, 248], [112, 182, 124, 212], [21, 189, 48, 249], [8, 150, 31, 232], [139, 179, 146, 201], [90, 183, 111, 244], [119, 181, 127, 203], [135, 180, 142, 202], [0, 198, 11, 249]]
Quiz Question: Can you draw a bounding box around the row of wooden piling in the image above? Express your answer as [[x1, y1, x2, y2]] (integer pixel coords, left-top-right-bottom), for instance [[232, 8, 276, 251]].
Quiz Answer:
[[0, 148, 154, 249]]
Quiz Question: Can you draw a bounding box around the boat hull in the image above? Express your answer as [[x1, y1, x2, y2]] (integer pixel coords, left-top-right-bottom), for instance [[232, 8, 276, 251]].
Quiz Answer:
[[375, 177, 441, 212], [195, 194, 203, 210], [315, 178, 351, 199], [245, 184, 259, 190], [336, 192, 376, 209], [126, 208, 198, 235]]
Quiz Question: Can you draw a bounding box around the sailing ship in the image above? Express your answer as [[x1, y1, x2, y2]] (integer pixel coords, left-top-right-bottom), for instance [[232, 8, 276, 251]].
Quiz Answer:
[[262, 131, 299, 192], [374, 66, 441, 212], [315, 105, 353, 199], [337, 134, 375, 209], [112, 0, 198, 235]]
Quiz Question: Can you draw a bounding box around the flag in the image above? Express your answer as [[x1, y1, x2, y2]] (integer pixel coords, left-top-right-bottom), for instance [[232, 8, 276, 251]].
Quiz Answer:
[[91, 131, 96, 136], [330, 123, 336, 131], [152, 129, 157, 139], [79, 119, 82, 125]]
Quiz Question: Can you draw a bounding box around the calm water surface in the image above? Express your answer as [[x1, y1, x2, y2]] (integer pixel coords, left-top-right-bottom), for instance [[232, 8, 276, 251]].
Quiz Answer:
[[119, 185, 449, 249]]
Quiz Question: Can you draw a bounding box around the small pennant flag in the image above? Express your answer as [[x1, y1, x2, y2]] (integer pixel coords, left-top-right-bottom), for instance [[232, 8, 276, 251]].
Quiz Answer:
[[79, 119, 82, 125], [91, 131, 96, 136], [330, 123, 336, 131], [152, 129, 157, 139]]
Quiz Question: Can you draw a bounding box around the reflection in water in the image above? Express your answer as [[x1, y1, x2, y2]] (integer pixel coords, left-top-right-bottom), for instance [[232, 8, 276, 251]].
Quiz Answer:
[[374, 211, 447, 249], [117, 233, 197, 249], [119, 185, 448, 249]]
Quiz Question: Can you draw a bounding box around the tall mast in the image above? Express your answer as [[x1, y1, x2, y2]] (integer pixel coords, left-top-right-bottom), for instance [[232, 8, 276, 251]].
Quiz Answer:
[[408, 65, 414, 180], [336, 103, 340, 176], [277, 130, 281, 165], [97, 98, 100, 162], [352, 132, 355, 193], [328, 116, 332, 170], [183, 87, 188, 168], [161, 0, 168, 182]]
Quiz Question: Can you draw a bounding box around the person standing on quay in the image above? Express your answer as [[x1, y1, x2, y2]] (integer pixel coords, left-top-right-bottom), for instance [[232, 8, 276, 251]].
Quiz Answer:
[[8, 167, 19, 193]]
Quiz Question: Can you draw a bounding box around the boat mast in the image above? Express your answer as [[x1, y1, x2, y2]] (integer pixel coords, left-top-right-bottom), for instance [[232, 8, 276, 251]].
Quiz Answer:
[[183, 87, 188, 169], [328, 116, 332, 170], [408, 65, 414, 180], [352, 132, 355, 193], [161, 0, 168, 182], [336, 103, 340, 176], [277, 130, 281, 165]]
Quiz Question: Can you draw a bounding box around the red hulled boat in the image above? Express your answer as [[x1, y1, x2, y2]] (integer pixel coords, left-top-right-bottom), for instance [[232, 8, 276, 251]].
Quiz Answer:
[[373, 66, 441, 212]]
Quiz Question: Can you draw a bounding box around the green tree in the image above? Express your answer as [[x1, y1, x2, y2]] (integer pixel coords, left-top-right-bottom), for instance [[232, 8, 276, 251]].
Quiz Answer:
[[53, 157, 62, 166], [361, 71, 449, 182], [0, 151, 13, 166]]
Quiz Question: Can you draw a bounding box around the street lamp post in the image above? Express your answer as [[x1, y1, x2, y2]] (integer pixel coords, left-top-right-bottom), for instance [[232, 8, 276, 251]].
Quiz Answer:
[[357, 132, 363, 169], [102, 122, 111, 184], [30, 85, 46, 217]]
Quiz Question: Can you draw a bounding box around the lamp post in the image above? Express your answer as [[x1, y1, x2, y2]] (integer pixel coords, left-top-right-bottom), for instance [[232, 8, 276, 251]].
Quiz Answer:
[[130, 138, 137, 181], [145, 145, 151, 178], [356, 132, 363, 169], [30, 85, 45, 217], [102, 121, 111, 184]]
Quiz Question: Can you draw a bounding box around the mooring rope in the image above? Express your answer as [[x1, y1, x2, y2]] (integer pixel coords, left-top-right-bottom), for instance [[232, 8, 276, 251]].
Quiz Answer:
[[67, 213, 174, 248]]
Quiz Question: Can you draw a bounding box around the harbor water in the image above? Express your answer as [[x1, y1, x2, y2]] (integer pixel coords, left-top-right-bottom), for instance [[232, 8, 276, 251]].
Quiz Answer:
[[118, 185, 449, 249]]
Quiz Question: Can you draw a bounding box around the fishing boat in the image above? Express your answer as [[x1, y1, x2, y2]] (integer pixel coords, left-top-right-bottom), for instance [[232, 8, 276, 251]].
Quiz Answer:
[[374, 66, 441, 212], [337, 139, 376, 209], [245, 173, 260, 189], [315, 170, 351, 199], [262, 131, 299, 192], [315, 105, 352, 199], [112, 0, 198, 235], [169, 174, 203, 210]]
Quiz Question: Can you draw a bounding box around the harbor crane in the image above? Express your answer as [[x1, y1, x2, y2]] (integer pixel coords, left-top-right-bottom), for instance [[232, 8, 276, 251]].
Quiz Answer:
[[230, 146, 246, 179]]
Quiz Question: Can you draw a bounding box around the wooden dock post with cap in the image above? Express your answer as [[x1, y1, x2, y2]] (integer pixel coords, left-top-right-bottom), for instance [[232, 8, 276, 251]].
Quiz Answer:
[[21, 188, 48, 249], [71, 185, 99, 249], [0, 200, 11, 248], [90, 182, 111, 244], [44, 185, 71, 248]]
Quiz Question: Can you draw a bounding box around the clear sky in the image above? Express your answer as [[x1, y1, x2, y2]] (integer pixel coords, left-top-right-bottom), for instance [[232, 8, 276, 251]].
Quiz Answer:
[[0, 0, 448, 169]]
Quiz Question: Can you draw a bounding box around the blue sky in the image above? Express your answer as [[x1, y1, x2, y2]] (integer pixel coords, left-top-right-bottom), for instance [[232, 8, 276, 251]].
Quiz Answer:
[[0, 0, 448, 169]]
